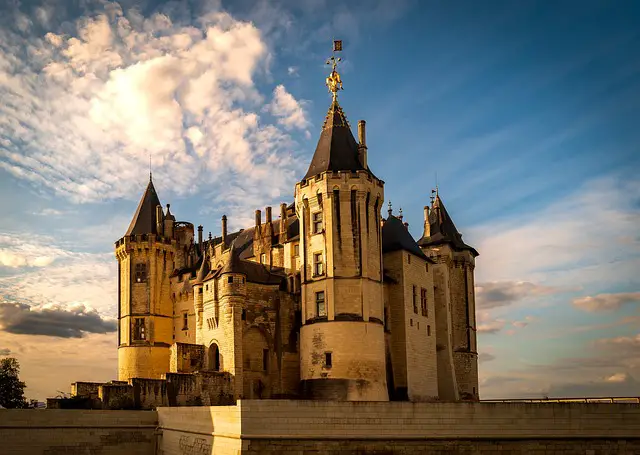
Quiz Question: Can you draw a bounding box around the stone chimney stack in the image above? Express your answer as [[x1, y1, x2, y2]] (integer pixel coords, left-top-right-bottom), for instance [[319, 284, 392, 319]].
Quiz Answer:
[[423, 206, 431, 237], [156, 205, 164, 236], [255, 209, 262, 229], [221, 215, 227, 246], [265, 206, 272, 224], [357, 120, 368, 168], [280, 203, 287, 236], [197, 225, 203, 251]]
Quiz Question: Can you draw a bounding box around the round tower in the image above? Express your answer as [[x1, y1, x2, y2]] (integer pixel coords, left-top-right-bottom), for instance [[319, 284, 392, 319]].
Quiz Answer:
[[295, 53, 388, 401], [115, 177, 175, 381]]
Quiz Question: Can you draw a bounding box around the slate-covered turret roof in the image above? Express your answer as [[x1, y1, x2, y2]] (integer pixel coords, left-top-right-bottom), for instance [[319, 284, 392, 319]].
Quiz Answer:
[[126, 177, 162, 236], [303, 99, 367, 180], [417, 195, 478, 256], [382, 214, 431, 261]]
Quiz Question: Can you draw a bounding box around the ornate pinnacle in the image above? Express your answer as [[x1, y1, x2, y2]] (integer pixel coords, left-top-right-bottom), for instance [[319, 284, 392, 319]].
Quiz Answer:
[[325, 40, 343, 101]]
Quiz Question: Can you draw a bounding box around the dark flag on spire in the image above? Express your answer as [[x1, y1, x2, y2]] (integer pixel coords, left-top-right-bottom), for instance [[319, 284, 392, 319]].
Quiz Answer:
[[333, 40, 342, 52]]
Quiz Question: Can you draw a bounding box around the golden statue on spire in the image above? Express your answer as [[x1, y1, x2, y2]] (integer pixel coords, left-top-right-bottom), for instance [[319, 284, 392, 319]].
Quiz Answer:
[[326, 40, 343, 100]]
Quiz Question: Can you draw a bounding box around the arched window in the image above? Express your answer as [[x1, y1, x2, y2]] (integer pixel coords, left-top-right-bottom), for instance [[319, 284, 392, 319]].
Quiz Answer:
[[209, 344, 220, 371]]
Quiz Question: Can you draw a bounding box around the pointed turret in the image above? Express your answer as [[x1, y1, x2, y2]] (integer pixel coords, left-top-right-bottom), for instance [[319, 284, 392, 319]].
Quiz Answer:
[[125, 177, 163, 236], [418, 195, 478, 256], [303, 98, 367, 180]]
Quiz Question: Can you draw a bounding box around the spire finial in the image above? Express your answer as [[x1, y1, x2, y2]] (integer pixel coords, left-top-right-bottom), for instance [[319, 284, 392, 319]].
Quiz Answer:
[[387, 200, 392, 216], [399, 207, 403, 221], [149, 153, 152, 182], [325, 40, 343, 101]]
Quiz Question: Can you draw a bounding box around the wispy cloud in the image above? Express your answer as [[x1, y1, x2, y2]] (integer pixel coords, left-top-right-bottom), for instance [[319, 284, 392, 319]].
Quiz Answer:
[[266, 84, 310, 131], [476, 281, 562, 310], [573, 292, 640, 312]]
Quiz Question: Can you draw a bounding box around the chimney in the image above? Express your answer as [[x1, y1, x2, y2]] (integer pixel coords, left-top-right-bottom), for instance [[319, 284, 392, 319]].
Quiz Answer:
[[265, 206, 272, 224], [280, 203, 287, 235], [197, 225, 203, 250], [423, 206, 431, 237], [357, 120, 367, 168], [156, 205, 164, 236], [221, 215, 227, 246], [255, 209, 262, 228]]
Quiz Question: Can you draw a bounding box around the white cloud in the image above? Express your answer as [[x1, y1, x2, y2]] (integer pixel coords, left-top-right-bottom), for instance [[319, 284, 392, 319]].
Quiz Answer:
[[573, 292, 640, 312], [0, 233, 116, 317], [0, 2, 307, 221], [287, 66, 298, 76], [0, 233, 65, 268], [267, 84, 310, 130], [470, 177, 640, 289]]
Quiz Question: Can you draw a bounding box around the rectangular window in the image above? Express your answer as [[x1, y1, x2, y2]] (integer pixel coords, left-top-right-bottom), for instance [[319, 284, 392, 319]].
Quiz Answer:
[[421, 288, 428, 317], [313, 253, 324, 276], [293, 243, 299, 256], [408, 254, 411, 264], [312, 212, 323, 234], [133, 318, 145, 340], [260, 253, 266, 264], [412, 285, 418, 314], [183, 312, 188, 330], [134, 263, 146, 283], [316, 291, 326, 317], [227, 276, 233, 284], [263, 349, 269, 372], [325, 352, 332, 368], [427, 325, 431, 336]]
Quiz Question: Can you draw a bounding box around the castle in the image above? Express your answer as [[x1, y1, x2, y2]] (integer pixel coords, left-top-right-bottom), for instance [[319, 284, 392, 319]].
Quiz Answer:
[[111, 52, 479, 405]]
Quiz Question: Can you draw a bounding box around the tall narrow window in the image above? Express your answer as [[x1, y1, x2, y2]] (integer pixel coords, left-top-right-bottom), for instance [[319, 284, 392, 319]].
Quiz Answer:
[[421, 288, 428, 317], [325, 352, 332, 368], [260, 253, 266, 264], [293, 243, 299, 256], [183, 312, 188, 330], [427, 325, 431, 336], [312, 212, 323, 234], [407, 254, 411, 264], [412, 285, 418, 314], [333, 189, 341, 238], [316, 291, 326, 317], [133, 318, 146, 340], [313, 253, 324, 276], [263, 349, 269, 372], [135, 263, 146, 283]]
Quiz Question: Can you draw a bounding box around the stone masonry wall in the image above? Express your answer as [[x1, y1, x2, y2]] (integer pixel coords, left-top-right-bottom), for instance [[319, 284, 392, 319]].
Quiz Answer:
[[156, 400, 640, 455], [0, 409, 156, 455]]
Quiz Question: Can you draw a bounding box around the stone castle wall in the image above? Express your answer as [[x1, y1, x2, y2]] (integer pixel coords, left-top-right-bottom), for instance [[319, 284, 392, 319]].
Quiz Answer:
[[156, 400, 640, 455], [0, 409, 156, 455]]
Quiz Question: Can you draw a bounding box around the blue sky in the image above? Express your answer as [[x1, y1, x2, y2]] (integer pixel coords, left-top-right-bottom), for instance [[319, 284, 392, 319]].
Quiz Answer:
[[0, 0, 638, 401]]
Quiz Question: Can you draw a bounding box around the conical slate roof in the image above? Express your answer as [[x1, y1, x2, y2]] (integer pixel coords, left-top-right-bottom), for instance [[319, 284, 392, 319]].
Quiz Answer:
[[417, 195, 478, 256], [125, 177, 162, 236], [382, 214, 429, 260], [303, 99, 366, 180]]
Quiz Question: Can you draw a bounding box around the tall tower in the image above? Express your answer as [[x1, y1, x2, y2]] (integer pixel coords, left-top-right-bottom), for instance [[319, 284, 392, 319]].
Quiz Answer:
[[115, 176, 176, 381], [418, 193, 479, 401], [295, 45, 388, 401]]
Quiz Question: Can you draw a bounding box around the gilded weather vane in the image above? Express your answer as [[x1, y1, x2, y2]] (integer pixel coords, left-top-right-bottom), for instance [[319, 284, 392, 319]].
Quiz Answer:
[[325, 40, 343, 100]]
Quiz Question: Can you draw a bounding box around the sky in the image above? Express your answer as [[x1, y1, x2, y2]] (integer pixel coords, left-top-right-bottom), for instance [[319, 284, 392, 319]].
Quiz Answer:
[[0, 0, 639, 401]]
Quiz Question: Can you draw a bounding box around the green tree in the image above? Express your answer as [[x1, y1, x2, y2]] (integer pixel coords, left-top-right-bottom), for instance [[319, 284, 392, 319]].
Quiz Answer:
[[0, 358, 27, 408]]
